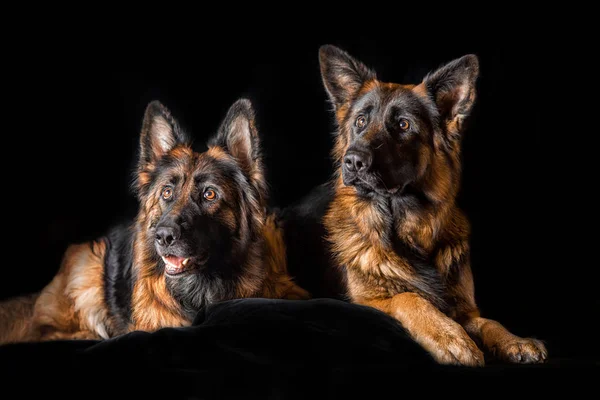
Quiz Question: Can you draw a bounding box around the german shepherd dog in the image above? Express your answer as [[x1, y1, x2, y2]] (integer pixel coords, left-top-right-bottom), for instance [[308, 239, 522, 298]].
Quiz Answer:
[[283, 45, 547, 366], [0, 98, 308, 344]]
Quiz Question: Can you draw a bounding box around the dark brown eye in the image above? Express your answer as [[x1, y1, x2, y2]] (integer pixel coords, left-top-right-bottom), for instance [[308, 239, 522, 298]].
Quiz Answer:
[[203, 188, 217, 201], [355, 115, 367, 129], [161, 187, 173, 200], [399, 118, 410, 131]]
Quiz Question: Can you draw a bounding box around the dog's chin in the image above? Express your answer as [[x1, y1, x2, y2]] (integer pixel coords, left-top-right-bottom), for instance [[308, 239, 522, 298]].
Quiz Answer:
[[160, 252, 210, 277], [344, 176, 404, 198]]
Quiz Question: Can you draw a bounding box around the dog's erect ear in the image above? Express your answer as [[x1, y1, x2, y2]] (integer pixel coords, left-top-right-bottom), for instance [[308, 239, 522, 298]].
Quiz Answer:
[[139, 101, 188, 168], [210, 98, 264, 184], [420, 54, 479, 136], [319, 45, 376, 109]]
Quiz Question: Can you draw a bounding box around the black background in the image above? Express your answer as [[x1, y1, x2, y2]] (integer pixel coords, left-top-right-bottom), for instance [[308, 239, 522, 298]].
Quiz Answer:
[[3, 28, 597, 361]]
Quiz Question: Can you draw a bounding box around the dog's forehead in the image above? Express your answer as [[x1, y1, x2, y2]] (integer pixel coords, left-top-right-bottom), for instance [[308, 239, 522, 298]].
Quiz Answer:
[[353, 81, 423, 114], [193, 147, 241, 184], [158, 146, 239, 184]]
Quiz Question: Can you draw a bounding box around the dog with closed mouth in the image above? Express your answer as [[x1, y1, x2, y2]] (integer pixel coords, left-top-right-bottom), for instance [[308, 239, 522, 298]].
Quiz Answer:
[[282, 45, 547, 366], [0, 98, 308, 344]]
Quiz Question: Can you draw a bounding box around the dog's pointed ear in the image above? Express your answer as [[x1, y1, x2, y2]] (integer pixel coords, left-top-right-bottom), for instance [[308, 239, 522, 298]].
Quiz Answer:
[[420, 54, 479, 136], [210, 98, 265, 185], [139, 101, 188, 168], [319, 45, 376, 109]]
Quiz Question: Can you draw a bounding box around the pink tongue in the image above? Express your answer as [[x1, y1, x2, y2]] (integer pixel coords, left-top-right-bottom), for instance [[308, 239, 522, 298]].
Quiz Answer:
[[165, 256, 185, 267], [164, 256, 186, 274]]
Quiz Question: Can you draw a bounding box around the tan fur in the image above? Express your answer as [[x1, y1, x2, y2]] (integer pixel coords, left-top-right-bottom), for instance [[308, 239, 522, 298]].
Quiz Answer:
[[0, 294, 39, 344], [206, 146, 230, 161], [325, 186, 439, 304], [131, 274, 189, 331]]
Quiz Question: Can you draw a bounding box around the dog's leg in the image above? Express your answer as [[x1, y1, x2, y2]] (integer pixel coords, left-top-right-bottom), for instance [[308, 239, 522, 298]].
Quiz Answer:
[[30, 244, 106, 342], [0, 294, 40, 344], [31, 275, 88, 341], [359, 292, 484, 366], [461, 317, 547, 364]]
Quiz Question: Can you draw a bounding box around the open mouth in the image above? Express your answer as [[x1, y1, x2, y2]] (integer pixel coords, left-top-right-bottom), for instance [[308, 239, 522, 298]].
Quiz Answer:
[[162, 255, 191, 276], [162, 252, 209, 276]]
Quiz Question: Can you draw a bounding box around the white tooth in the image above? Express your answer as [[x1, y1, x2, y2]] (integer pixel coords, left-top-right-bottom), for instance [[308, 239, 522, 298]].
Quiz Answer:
[[182, 258, 189, 266]]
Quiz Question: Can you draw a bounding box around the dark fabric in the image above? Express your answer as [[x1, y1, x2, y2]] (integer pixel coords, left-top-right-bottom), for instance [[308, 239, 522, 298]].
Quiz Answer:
[[1, 299, 597, 399]]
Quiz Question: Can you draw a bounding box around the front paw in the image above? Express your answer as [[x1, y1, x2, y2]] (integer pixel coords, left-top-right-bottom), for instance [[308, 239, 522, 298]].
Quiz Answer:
[[432, 329, 485, 367], [419, 321, 485, 367], [494, 337, 547, 364]]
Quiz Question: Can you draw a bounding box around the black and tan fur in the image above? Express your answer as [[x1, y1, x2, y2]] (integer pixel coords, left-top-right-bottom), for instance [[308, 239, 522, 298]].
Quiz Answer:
[[283, 45, 546, 366], [0, 98, 308, 344]]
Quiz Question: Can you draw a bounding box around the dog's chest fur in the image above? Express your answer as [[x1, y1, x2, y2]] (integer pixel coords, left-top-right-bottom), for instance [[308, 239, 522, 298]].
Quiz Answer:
[[324, 186, 458, 310]]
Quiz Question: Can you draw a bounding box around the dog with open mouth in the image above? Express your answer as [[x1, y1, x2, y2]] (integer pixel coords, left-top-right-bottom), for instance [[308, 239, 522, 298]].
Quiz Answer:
[[0, 98, 308, 344]]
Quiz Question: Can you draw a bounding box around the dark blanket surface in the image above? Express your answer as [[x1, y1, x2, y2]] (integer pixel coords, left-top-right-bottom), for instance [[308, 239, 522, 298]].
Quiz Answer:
[[1, 299, 597, 399]]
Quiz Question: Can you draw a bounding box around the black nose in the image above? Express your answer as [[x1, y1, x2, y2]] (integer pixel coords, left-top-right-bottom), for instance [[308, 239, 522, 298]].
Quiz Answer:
[[343, 150, 371, 173], [155, 226, 180, 247]]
